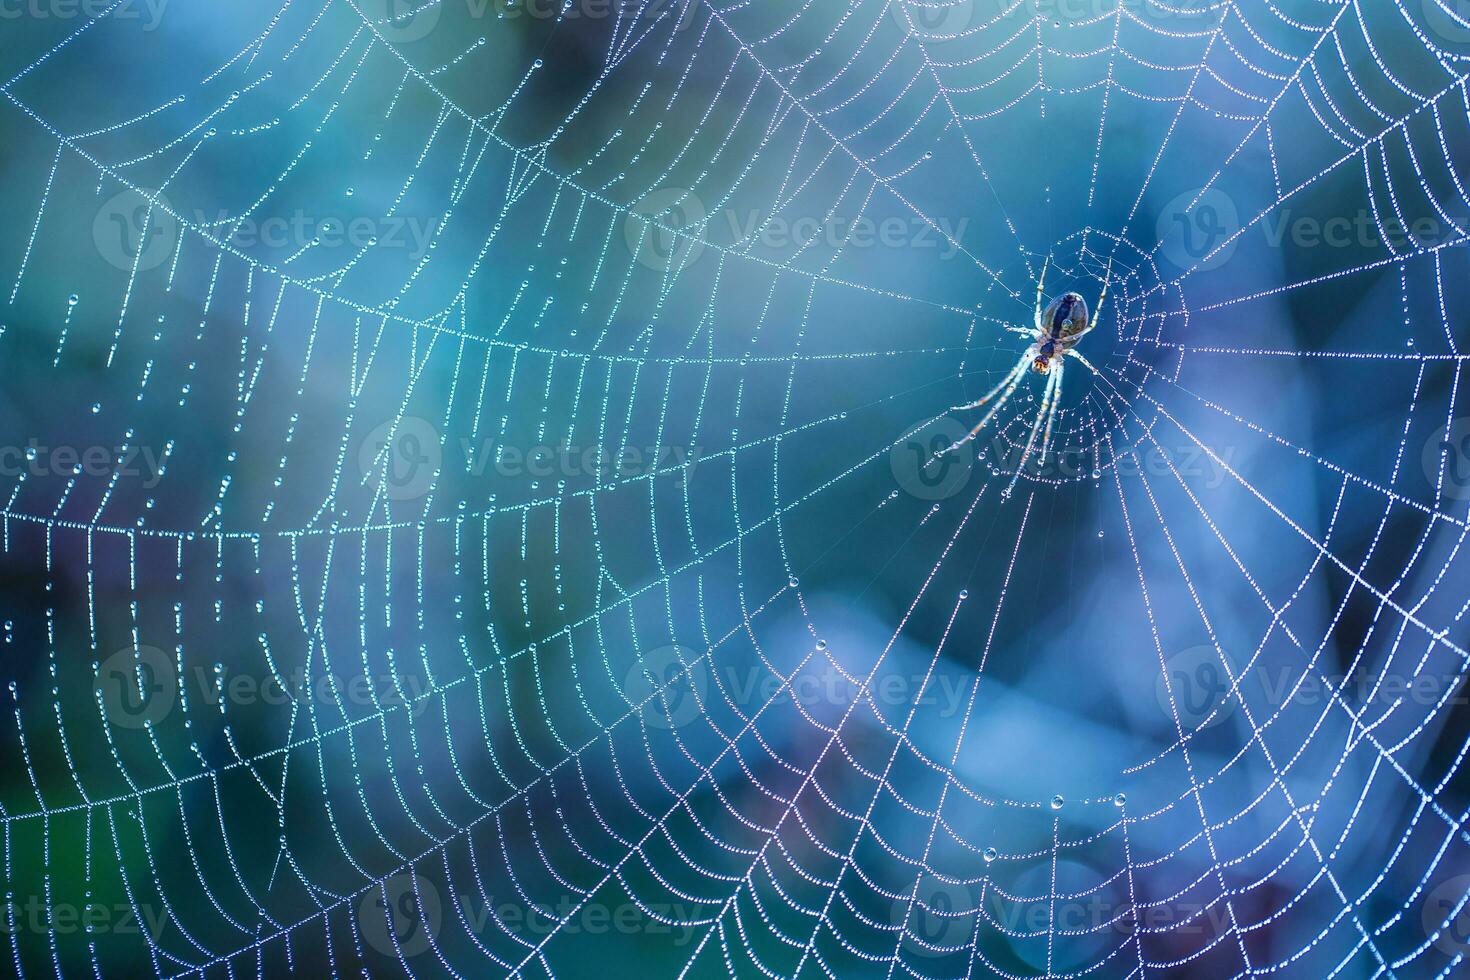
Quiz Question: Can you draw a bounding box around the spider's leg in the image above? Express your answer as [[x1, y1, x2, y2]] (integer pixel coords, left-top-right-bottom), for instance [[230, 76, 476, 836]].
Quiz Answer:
[[950, 354, 1029, 412], [1004, 325, 1034, 339], [1069, 349, 1101, 376], [1034, 256, 1051, 330], [1092, 256, 1115, 330], [1040, 357, 1064, 468], [1005, 364, 1059, 496], [943, 353, 1030, 455]]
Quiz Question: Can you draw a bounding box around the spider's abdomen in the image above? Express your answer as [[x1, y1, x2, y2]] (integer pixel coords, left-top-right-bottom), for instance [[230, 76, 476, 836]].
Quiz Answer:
[[1043, 292, 1089, 341]]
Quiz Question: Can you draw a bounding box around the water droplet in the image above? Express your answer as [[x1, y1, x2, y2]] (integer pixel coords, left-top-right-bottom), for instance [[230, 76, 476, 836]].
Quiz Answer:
[[983, 847, 997, 863], [1050, 794, 1064, 810], [1114, 793, 1127, 807]]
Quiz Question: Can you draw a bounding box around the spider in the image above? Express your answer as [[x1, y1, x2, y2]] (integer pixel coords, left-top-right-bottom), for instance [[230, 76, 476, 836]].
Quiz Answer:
[[945, 257, 1113, 474]]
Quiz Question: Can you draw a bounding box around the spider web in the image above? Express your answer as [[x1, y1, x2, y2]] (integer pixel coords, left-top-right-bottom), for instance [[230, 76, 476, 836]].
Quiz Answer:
[[2, 0, 1470, 976]]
